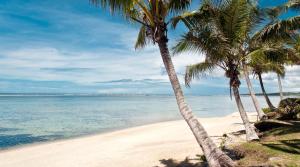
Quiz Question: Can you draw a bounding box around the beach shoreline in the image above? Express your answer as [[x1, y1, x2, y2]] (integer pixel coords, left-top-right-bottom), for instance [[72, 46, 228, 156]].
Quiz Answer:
[[0, 111, 247, 152], [0, 112, 258, 167]]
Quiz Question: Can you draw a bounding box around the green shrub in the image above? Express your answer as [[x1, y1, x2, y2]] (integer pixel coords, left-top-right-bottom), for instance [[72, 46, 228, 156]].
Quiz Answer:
[[262, 107, 272, 114]]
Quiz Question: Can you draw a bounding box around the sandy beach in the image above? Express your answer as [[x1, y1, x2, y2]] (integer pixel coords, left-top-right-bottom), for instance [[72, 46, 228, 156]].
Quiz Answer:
[[0, 112, 258, 167]]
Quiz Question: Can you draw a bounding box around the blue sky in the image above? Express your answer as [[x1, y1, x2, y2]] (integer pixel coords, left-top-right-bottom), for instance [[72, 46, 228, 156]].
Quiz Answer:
[[0, 0, 299, 94]]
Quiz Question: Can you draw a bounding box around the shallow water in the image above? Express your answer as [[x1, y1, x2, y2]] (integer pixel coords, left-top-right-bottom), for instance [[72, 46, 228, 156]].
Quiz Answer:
[[0, 95, 282, 149]]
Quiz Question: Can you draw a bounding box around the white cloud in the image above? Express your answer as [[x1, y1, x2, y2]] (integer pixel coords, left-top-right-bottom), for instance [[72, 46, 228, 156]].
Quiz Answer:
[[260, 65, 300, 92], [0, 45, 206, 86], [1, 1, 298, 94]]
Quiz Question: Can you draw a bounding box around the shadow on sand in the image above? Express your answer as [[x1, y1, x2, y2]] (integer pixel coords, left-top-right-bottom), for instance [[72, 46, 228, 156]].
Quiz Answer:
[[154, 157, 208, 167]]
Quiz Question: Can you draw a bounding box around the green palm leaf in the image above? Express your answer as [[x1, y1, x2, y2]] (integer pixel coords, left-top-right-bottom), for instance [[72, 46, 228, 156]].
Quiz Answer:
[[168, 0, 191, 14], [258, 16, 300, 40], [135, 25, 150, 49], [185, 61, 216, 87]]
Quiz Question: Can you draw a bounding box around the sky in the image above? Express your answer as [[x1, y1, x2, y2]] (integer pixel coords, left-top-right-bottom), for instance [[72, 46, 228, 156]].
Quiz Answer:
[[0, 0, 299, 95]]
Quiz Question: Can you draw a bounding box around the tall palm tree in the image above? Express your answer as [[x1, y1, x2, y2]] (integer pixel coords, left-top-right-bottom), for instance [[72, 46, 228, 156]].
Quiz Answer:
[[295, 35, 300, 54], [242, 64, 266, 119], [263, 0, 300, 101], [275, 38, 300, 100], [277, 73, 284, 100], [173, 0, 260, 141], [247, 47, 285, 110], [90, 0, 234, 166], [246, 40, 298, 109], [248, 0, 300, 107]]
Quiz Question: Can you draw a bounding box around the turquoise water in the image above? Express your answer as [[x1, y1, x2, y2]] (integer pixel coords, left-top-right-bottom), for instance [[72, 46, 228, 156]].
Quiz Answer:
[[0, 95, 281, 149]]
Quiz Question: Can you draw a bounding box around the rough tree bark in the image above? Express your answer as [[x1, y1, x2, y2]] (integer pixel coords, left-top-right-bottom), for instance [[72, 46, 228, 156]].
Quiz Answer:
[[242, 65, 266, 120], [258, 73, 276, 109], [158, 39, 235, 167], [277, 73, 284, 100], [232, 86, 259, 141]]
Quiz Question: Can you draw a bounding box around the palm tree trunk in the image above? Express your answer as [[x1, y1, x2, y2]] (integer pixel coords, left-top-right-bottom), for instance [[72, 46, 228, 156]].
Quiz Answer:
[[157, 40, 235, 167], [242, 65, 266, 120], [232, 86, 259, 141], [258, 73, 275, 109], [277, 73, 284, 100]]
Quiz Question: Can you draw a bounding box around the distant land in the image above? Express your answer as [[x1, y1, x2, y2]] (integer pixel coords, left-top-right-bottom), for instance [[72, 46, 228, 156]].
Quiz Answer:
[[0, 92, 299, 97], [241, 92, 300, 96], [0, 93, 229, 97], [0, 93, 167, 97]]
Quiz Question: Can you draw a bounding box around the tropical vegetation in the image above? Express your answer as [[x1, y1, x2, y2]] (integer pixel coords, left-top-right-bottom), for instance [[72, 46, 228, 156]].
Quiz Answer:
[[90, 0, 300, 166], [172, 0, 261, 141], [90, 0, 235, 166]]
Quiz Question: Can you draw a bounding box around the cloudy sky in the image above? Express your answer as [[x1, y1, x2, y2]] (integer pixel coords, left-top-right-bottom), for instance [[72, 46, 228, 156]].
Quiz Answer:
[[0, 0, 298, 95]]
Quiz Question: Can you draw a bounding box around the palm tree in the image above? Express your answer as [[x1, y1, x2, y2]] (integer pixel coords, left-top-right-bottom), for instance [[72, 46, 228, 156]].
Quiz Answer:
[[263, 0, 300, 101], [173, 0, 260, 141], [250, 60, 284, 110], [277, 73, 284, 100], [242, 64, 266, 119], [247, 49, 284, 110], [90, 0, 234, 166], [248, 0, 300, 107], [295, 35, 300, 54], [246, 40, 298, 109], [275, 37, 300, 100]]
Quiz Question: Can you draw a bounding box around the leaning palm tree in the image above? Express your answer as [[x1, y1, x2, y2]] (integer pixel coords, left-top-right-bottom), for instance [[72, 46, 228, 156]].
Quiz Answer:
[[257, 0, 300, 100], [246, 40, 298, 109], [275, 37, 300, 100], [246, 0, 300, 108], [242, 64, 266, 119], [173, 0, 260, 141], [247, 47, 285, 110], [90, 0, 234, 166]]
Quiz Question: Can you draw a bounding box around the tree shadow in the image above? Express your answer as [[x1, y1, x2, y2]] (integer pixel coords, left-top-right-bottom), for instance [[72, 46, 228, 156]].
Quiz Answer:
[[154, 157, 207, 167], [230, 130, 246, 136], [263, 121, 300, 136], [262, 139, 300, 154]]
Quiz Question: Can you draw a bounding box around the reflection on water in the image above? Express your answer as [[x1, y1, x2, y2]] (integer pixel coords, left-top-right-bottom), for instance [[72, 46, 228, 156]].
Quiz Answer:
[[0, 95, 282, 149]]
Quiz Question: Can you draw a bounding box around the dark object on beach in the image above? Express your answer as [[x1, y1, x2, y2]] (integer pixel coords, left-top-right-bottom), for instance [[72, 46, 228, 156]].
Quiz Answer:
[[254, 120, 293, 132], [265, 98, 300, 120]]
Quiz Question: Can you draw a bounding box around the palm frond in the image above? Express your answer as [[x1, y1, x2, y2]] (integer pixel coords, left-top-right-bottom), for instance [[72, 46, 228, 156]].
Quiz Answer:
[[286, 0, 300, 12], [135, 25, 150, 49], [90, 0, 131, 13], [172, 27, 229, 63], [171, 2, 217, 29], [185, 61, 216, 87], [171, 10, 198, 29], [168, 0, 191, 14], [263, 0, 300, 20], [261, 63, 285, 77], [220, 0, 256, 44], [258, 16, 300, 41]]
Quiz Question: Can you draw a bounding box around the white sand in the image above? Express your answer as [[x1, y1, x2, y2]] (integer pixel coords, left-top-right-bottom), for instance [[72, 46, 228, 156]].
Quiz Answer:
[[0, 112, 258, 167]]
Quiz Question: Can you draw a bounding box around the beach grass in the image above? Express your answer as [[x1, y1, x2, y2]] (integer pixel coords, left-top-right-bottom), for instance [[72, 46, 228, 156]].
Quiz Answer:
[[156, 121, 300, 167], [233, 121, 300, 166]]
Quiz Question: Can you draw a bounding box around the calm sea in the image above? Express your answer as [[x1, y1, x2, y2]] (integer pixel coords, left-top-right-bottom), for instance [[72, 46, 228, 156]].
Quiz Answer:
[[0, 94, 281, 149]]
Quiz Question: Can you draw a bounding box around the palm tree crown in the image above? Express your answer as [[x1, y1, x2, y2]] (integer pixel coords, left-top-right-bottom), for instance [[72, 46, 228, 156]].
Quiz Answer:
[[91, 0, 191, 48], [173, 0, 260, 90], [90, 1, 235, 166], [173, 0, 261, 141]]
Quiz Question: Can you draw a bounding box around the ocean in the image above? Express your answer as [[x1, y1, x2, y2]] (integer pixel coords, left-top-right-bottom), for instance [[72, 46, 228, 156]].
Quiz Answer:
[[0, 94, 281, 149]]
